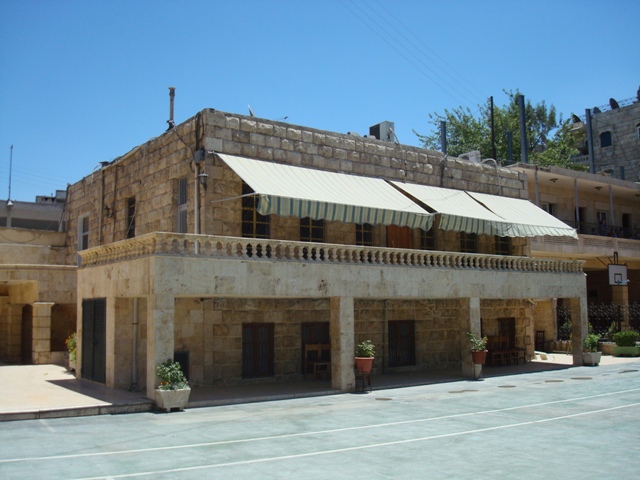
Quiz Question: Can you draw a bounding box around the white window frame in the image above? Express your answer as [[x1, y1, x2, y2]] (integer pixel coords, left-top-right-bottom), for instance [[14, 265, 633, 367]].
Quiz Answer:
[[78, 214, 90, 251]]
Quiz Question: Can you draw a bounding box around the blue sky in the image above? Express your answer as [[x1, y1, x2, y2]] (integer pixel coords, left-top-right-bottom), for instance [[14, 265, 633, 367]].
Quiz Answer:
[[1, 0, 638, 201]]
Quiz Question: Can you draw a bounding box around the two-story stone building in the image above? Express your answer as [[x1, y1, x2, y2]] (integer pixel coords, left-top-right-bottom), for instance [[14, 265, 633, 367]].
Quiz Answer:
[[58, 108, 590, 399]]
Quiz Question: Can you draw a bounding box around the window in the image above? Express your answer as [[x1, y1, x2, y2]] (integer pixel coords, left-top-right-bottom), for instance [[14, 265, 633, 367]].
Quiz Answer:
[[388, 320, 415, 367], [78, 214, 90, 251], [241, 182, 270, 239], [300, 217, 324, 260], [126, 196, 136, 239], [355, 223, 373, 246], [420, 228, 436, 250], [600, 131, 612, 148], [300, 217, 324, 242], [636, 124, 640, 140], [542, 203, 557, 217], [495, 236, 510, 256], [459, 232, 477, 253], [177, 177, 188, 233], [242, 323, 274, 378]]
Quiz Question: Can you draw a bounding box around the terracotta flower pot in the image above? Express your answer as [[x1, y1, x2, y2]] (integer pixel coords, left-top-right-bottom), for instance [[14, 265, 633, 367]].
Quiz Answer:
[[471, 350, 487, 365], [355, 357, 374, 374]]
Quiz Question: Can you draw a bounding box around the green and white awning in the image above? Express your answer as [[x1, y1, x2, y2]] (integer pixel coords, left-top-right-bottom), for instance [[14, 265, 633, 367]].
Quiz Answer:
[[391, 181, 577, 238], [217, 153, 434, 230], [466, 191, 578, 239]]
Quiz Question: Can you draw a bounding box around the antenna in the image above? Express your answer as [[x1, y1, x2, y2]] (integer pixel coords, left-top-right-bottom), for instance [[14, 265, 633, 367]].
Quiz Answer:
[[7, 144, 13, 202]]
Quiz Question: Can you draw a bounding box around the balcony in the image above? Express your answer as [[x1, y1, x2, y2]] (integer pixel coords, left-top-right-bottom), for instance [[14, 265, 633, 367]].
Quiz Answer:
[[79, 232, 584, 275]]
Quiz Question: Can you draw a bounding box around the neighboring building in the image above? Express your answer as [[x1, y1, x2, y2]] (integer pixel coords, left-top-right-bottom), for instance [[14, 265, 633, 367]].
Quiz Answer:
[[59, 109, 587, 398], [512, 163, 640, 341], [0, 190, 67, 231], [571, 87, 640, 181], [1, 190, 75, 367]]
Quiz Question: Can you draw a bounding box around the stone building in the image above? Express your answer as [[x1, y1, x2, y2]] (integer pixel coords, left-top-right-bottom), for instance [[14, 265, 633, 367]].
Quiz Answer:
[[1, 190, 76, 367], [571, 88, 640, 181], [512, 163, 640, 341], [60, 108, 590, 399]]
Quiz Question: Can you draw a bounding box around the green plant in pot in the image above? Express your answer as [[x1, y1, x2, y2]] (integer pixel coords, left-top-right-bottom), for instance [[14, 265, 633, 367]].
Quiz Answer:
[[355, 340, 375, 374], [65, 332, 77, 372], [154, 358, 190, 412], [582, 333, 601, 366], [466, 332, 488, 365], [612, 330, 640, 357]]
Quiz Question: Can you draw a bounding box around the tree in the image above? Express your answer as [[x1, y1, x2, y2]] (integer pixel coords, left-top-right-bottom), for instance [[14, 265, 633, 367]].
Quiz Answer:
[[413, 89, 586, 170]]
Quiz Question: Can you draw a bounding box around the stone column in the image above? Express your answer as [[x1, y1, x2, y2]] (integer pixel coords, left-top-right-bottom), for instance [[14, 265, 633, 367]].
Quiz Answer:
[[330, 296, 355, 391], [0, 296, 8, 359], [569, 296, 588, 366], [105, 296, 117, 388], [7, 304, 23, 362], [146, 294, 175, 398], [460, 298, 482, 378], [611, 285, 630, 330], [32, 302, 54, 364]]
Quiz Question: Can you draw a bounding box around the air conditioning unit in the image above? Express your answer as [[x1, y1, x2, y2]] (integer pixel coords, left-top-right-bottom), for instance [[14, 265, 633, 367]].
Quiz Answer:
[[458, 151, 482, 163], [369, 121, 395, 142]]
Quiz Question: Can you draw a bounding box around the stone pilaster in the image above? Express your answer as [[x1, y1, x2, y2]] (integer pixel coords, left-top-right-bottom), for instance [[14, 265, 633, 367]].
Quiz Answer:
[[569, 296, 588, 366], [32, 302, 54, 364], [330, 296, 355, 391], [146, 294, 175, 398], [460, 298, 482, 378], [611, 285, 630, 329], [0, 296, 8, 360], [105, 296, 117, 388]]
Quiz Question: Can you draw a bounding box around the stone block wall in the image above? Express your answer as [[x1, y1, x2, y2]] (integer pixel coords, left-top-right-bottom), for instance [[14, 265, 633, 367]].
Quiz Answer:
[[592, 101, 640, 182], [480, 299, 535, 359], [65, 109, 528, 262]]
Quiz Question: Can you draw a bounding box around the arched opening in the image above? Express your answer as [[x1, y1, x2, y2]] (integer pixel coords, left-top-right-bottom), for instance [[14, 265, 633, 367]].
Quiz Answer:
[[21, 305, 33, 364]]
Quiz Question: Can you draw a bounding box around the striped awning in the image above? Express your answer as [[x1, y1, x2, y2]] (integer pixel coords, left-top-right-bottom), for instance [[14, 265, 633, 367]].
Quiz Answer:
[[467, 191, 578, 239], [217, 153, 433, 230], [391, 181, 577, 238]]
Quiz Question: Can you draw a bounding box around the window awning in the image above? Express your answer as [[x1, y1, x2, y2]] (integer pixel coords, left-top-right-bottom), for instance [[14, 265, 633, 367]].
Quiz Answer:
[[391, 181, 578, 239], [466, 191, 578, 239], [217, 153, 433, 230]]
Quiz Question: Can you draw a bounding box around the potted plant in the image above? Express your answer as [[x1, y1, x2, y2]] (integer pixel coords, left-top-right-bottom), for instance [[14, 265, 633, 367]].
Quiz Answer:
[[65, 332, 77, 372], [355, 340, 375, 374], [154, 358, 190, 412], [582, 333, 602, 366], [612, 330, 640, 357], [467, 332, 488, 365]]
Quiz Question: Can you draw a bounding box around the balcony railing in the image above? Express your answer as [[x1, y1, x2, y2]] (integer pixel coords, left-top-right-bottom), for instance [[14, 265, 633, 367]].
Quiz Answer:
[[79, 232, 584, 274]]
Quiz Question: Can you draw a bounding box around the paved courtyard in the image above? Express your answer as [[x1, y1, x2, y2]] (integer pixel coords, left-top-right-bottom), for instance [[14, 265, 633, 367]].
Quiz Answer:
[[1, 358, 639, 479]]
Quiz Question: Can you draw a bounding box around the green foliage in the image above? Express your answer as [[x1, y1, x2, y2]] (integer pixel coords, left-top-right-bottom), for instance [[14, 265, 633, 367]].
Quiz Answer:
[[558, 320, 572, 341], [612, 331, 639, 347], [414, 89, 587, 170], [583, 333, 601, 353], [466, 332, 488, 352], [65, 333, 77, 362], [355, 340, 375, 358], [605, 322, 619, 341], [156, 359, 189, 390]]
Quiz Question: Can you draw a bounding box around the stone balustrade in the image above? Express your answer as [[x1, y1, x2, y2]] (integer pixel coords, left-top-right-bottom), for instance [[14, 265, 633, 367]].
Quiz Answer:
[[78, 232, 585, 274]]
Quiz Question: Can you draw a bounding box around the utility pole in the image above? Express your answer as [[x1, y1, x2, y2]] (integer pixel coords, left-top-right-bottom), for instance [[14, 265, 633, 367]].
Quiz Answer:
[[490, 97, 496, 160]]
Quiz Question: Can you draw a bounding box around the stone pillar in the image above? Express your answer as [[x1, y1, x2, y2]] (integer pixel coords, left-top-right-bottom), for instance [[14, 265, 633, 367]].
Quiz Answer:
[[105, 297, 117, 388], [460, 298, 482, 378], [330, 296, 355, 391], [146, 294, 175, 398], [7, 304, 23, 362], [611, 285, 630, 330], [0, 296, 8, 359], [569, 296, 588, 366], [32, 302, 54, 364]]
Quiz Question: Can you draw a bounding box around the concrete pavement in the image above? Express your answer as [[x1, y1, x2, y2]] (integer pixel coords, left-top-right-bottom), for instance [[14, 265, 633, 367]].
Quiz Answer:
[[1, 353, 638, 422]]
